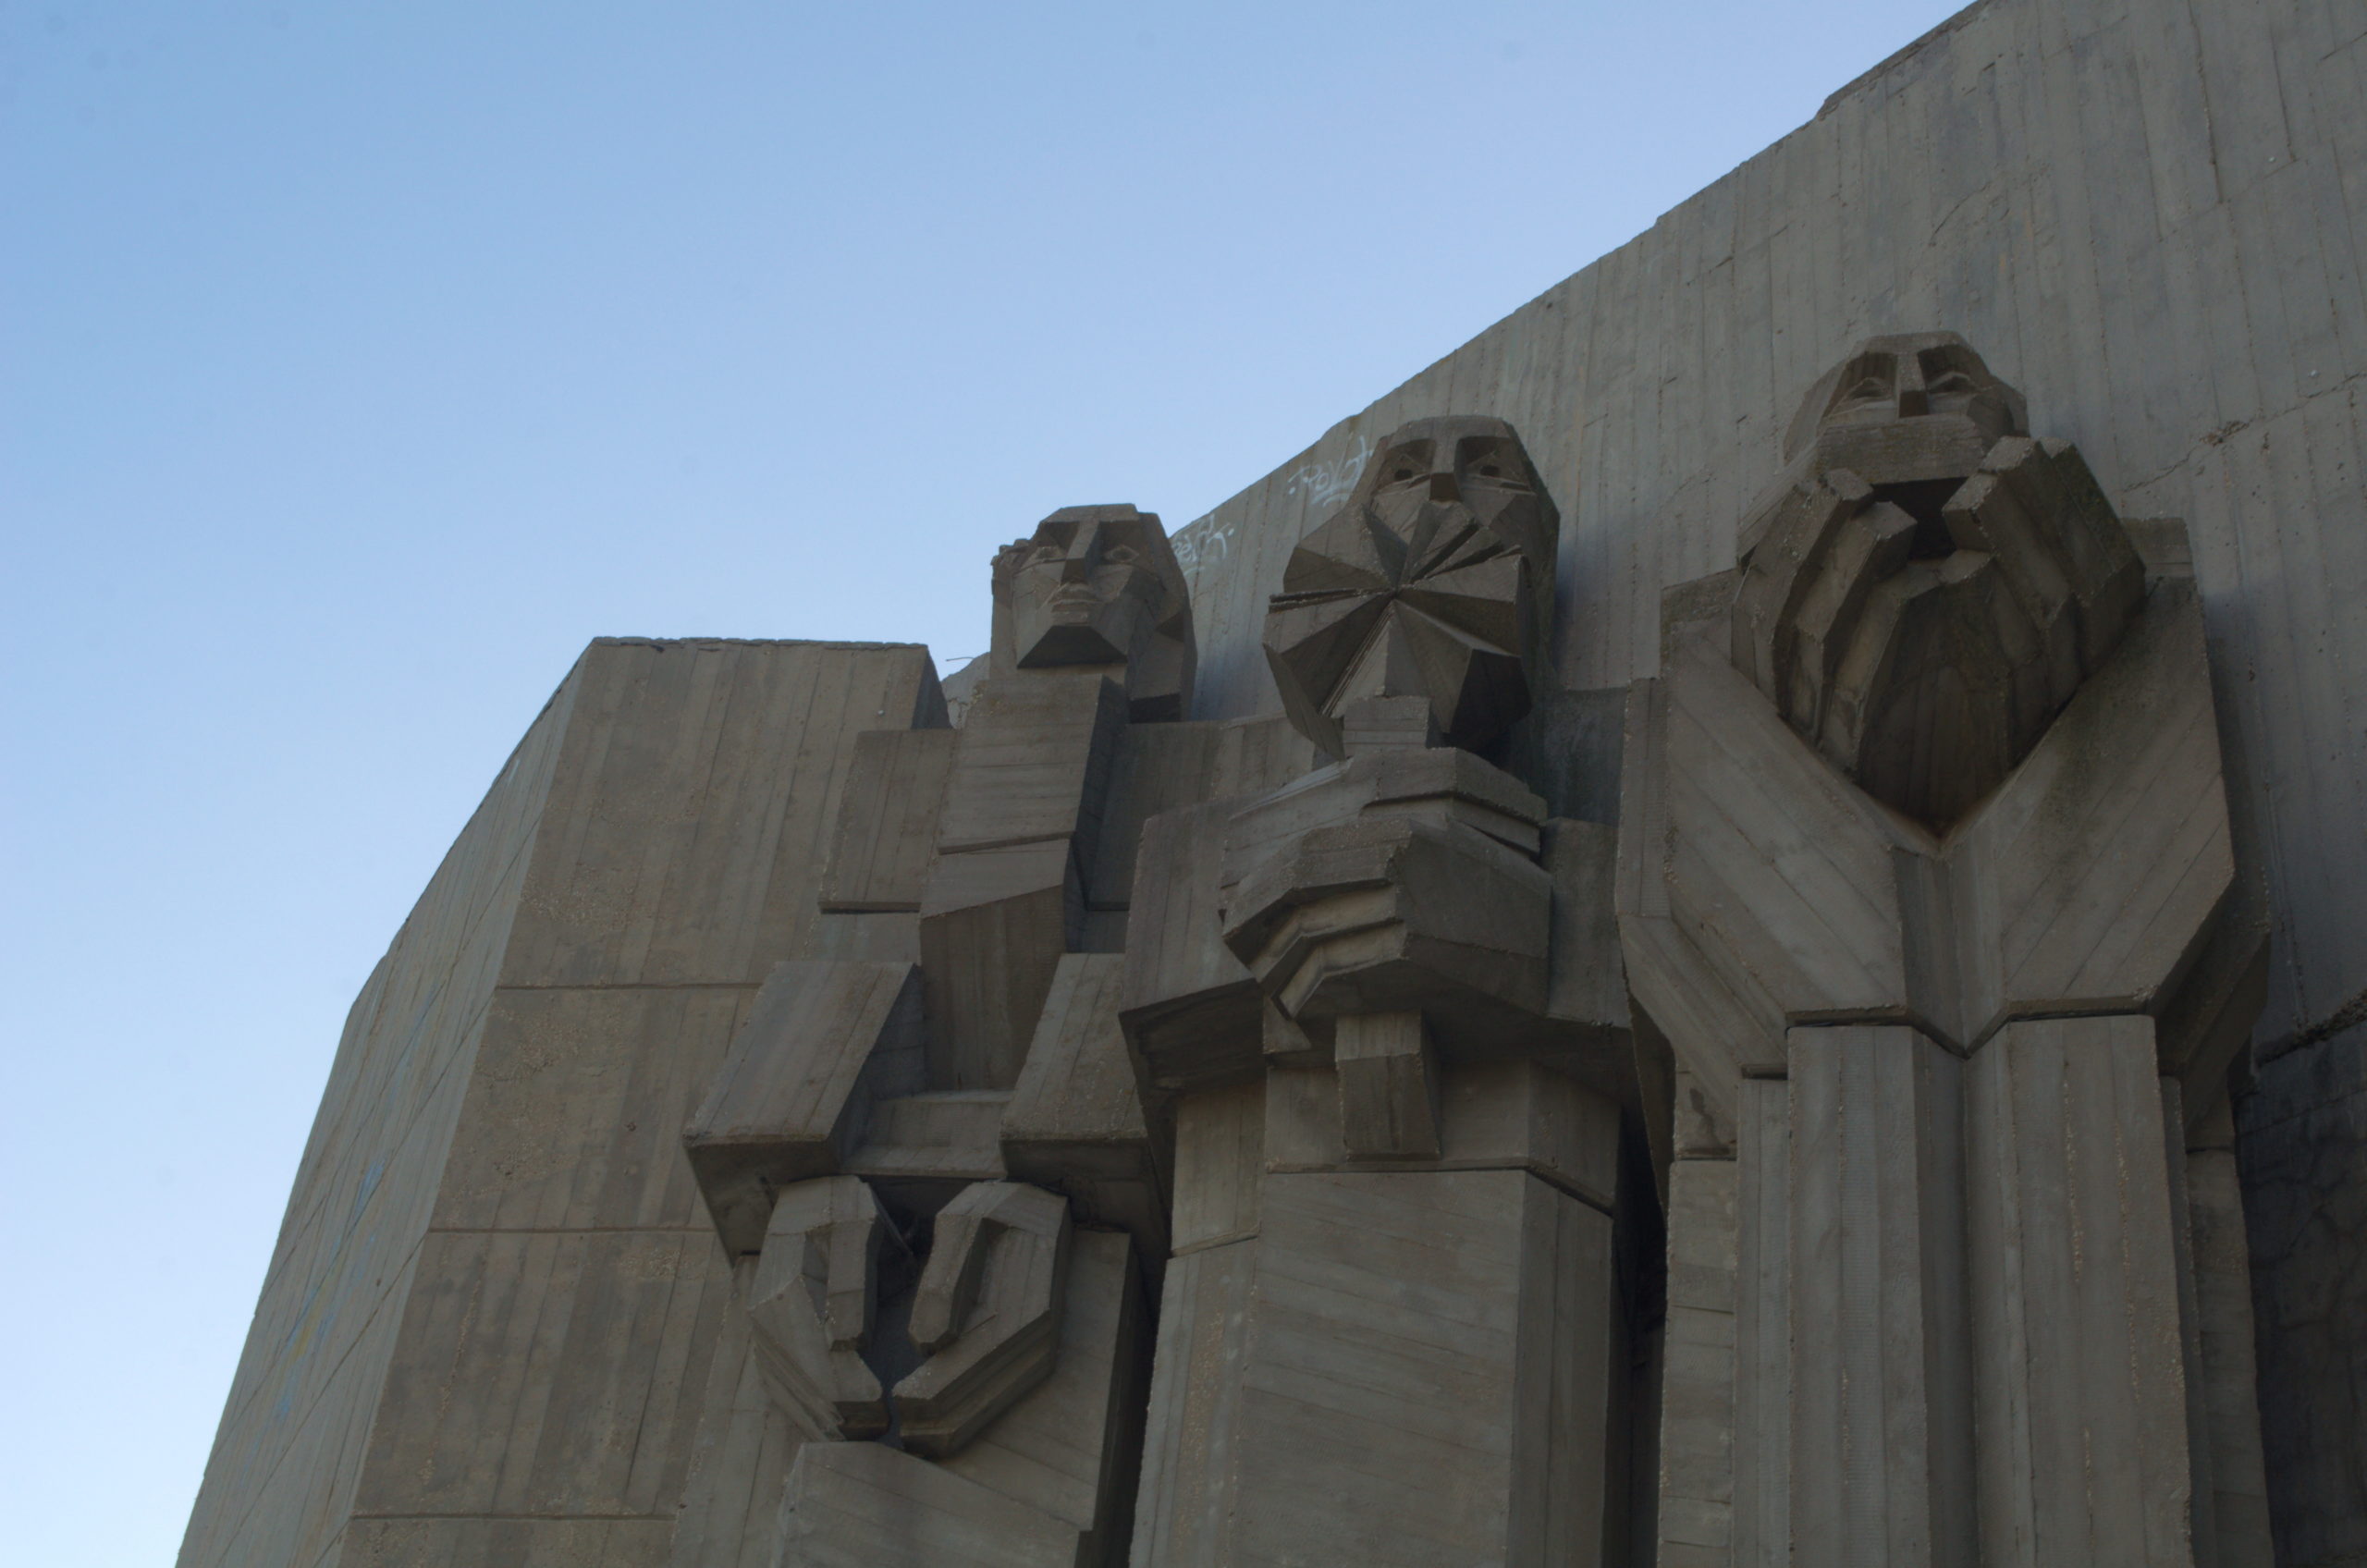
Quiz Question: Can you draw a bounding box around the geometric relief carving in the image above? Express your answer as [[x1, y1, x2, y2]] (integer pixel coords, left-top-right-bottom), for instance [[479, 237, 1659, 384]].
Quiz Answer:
[[747, 1175, 906, 1442], [1101, 411, 1637, 1568], [686, 500, 1191, 1562], [893, 1181, 1073, 1459], [1625, 333, 2269, 1568], [745, 1173, 1076, 1462], [1732, 332, 2143, 827], [1263, 415, 1558, 758]]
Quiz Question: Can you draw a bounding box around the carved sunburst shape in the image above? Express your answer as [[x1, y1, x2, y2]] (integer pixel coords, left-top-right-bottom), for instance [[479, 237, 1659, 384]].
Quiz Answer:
[[1262, 418, 1553, 756]]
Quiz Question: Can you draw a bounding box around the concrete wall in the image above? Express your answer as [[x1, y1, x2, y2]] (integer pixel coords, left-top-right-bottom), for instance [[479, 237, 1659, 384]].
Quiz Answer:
[[179, 639, 939, 1568], [178, 678, 577, 1568], [1170, 0, 2367, 1556], [187, 0, 2367, 1559]]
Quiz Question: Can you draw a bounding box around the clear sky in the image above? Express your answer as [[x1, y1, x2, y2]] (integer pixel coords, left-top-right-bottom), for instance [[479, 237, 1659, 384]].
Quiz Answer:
[[2, 2, 1963, 1560]]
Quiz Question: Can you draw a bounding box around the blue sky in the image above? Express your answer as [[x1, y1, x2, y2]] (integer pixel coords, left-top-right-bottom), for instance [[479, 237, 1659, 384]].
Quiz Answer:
[[1, 2, 1963, 1560]]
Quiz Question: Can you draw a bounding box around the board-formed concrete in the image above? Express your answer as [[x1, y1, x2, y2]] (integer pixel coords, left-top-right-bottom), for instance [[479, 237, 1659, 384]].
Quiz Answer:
[[178, 639, 945, 1568], [182, 0, 2367, 1562], [1163, 2, 2367, 1554]]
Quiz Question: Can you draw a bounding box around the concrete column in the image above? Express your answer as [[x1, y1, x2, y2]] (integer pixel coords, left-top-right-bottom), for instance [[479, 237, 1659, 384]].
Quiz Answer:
[[1732, 1076, 1791, 1568], [1785, 1024, 1974, 1568], [1964, 1015, 2197, 1568], [1223, 1170, 1615, 1567], [1655, 1156, 1738, 1568]]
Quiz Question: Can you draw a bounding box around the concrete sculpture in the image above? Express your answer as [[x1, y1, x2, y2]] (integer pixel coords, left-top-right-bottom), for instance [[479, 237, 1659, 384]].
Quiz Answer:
[[676, 420, 1641, 1566], [678, 503, 1202, 1565], [1118, 417, 1638, 1566], [1261, 414, 1557, 755], [1622, 333, 2275, 1568], [180, 6, 2364, 1553], [178, 374, 2293, 1568]]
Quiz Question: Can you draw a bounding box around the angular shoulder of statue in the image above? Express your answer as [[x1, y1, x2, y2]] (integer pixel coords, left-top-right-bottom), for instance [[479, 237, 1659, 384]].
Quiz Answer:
[[683, 959, 926, 1256], [1946, 570, 2243, 1051]]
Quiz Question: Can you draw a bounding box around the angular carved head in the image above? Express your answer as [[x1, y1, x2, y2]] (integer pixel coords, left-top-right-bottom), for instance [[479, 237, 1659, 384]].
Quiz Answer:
[[1262, 416, 1558, 758], [991, 504, 1196, 721], [1784, 331, 2027, 484], [1735, 336, 2140, 827]]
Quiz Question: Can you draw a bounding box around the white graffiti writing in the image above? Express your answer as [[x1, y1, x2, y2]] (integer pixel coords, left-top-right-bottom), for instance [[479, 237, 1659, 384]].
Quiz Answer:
[[1283, 433, 1371, 512], [1172, 518, 1233, 578], [1171, 434, 1367, 583]]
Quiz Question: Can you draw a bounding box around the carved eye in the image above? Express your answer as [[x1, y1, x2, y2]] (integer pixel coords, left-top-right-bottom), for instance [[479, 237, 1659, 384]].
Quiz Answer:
[[1379, 439, 1436, 484], [1102, 545, 1140, 566], [1928, 372, 1978, 396], [1025, 545, 1063, 567], [1843, 376, 1889, 401]]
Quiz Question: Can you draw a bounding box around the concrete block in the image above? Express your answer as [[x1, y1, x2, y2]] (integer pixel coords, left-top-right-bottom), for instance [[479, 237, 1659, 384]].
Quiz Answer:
[[779, 1440, 1084, 1567], [844, 1092, 1010, 1213], [1005, 953, 1166, 1260], [1224, 1170, 1616, 1567], [820, 729, 958, 913], [1264, 1058, 1620, 1210], [1785, 1025, 1973, 1568], [920, 839, 1079, 1091], [935, 673, 1128, 861], [683, 961, 925, 1256], [1332, 1011, 1442, 1159], [1169, 1081, 1262, 1254], [895, 1182, 1072, 1459], [1086, 722, 1221, 912], [1965, 1015, 2198, 1568], [1118, 802, 1262, 1096], [1125, 1239, 1254, 1568]]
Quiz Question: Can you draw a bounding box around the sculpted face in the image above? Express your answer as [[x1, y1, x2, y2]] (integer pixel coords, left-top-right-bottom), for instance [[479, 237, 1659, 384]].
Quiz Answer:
[[1009, 519, 1163, 667], [1262, 416, 1557, 757], [991, 504, 1196, 720], [1735, 335, 2140, 827], [1784, 331, 2027, 497]]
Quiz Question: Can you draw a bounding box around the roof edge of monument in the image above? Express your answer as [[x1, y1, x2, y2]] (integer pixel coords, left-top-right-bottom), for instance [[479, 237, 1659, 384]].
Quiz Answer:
[[588, 635, 933, 653], [1818, 0, 2001, 118]]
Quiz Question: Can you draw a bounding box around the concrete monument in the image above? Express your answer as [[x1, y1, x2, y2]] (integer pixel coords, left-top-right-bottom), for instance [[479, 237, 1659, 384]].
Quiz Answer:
[[1119, 416, 1637, 1566], [1621, 334, 2273, 1568], [181, 4, 2367, 1562], [677, 504, 1196, 1565]]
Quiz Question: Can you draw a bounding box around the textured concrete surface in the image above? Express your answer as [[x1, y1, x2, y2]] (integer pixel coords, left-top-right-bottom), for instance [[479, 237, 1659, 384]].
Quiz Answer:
[[183, 0, 2367, 1558], [2238, 1023, 2367, 1568], [1168, 0, 2367, 1550], [178, 639, 941, 1568]]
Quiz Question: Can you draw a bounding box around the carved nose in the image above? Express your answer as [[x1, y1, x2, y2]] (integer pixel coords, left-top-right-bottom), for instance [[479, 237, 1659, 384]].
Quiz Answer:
[[1895, 357, 1930, 416], [1428, 472, 1460, 504]]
